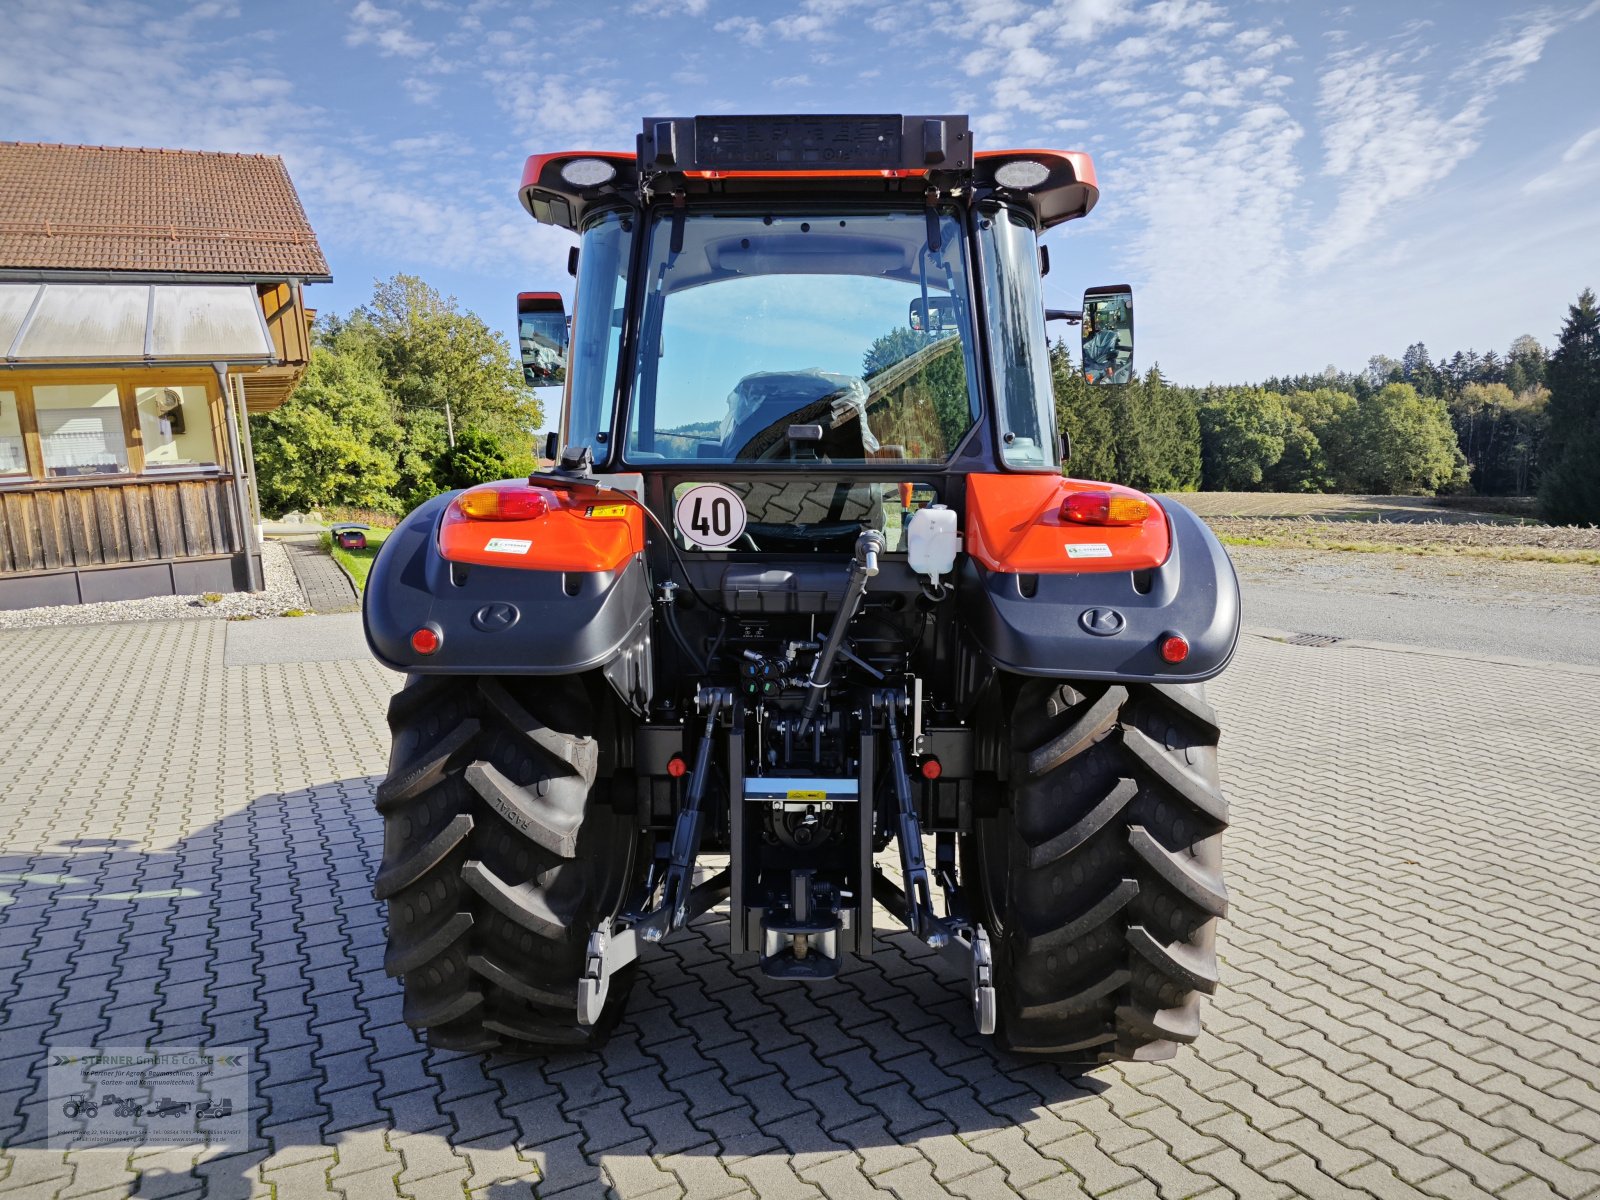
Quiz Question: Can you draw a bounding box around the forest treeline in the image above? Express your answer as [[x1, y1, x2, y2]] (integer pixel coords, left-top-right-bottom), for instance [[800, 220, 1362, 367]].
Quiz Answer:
[[252, 279, 1600, 527], [1052, 287, 1600, 524]]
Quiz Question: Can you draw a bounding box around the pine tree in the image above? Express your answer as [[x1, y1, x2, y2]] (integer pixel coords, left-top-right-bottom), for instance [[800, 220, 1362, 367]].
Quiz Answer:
[[1538, 289, 1600, 524]]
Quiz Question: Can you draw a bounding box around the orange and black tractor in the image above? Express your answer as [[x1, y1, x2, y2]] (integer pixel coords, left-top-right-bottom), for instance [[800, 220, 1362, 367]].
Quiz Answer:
[[363, 115, 1238, 1064]]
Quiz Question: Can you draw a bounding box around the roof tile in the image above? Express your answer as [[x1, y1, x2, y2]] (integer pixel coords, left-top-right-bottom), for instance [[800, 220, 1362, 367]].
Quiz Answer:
[[0, 142, 330, 279]]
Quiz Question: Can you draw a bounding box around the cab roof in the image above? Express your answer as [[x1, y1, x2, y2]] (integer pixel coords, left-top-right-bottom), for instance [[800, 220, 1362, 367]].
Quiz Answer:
[[519, 114, 1098, 233]]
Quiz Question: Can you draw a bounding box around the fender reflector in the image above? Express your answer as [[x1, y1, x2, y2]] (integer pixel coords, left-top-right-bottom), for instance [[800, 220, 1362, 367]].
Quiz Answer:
[[411, 625, 442, 655], [1159, 632, 1190, 664], [920, 758, 943, 780], [1062, 491, 1149, 526]]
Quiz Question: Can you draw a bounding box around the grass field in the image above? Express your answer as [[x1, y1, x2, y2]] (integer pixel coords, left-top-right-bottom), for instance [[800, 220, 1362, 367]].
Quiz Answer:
[[324, 528, 390, 590], [1175, 491, 1540, 525]]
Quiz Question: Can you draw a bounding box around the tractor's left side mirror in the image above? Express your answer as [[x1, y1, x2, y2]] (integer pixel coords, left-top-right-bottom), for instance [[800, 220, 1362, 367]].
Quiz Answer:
[[517, 292, 569, 388], [1081, 284, 1133, 385], [908, 296, 956, 335]]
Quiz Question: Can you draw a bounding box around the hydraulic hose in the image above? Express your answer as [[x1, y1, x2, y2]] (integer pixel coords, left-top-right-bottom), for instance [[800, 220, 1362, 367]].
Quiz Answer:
[[799, 528, 885, 730]]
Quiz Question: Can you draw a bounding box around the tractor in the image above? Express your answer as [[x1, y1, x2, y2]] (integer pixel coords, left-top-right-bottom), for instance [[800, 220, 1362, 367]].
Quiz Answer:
[[363, 115, 1239, 1064]]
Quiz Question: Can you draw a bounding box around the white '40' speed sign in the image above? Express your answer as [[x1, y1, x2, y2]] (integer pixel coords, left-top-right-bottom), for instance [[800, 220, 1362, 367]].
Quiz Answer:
[[674, 483, 747, 548]]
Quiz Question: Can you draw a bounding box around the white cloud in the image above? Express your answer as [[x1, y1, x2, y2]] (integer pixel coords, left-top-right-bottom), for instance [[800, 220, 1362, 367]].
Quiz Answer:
[[632, 0, 710, 14], [1523, 125, 1600, 195], [403, 76, 441, 104], [713, 15, 764, 45], [345, 0, 432, 57], [1305, 13, 1562, 272], [711, 0, 875, 45], [487, 70, 636, 147]]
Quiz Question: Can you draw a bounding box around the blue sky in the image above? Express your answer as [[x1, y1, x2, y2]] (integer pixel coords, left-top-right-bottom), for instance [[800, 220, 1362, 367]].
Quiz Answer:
[[3, 0, 1598, 384]]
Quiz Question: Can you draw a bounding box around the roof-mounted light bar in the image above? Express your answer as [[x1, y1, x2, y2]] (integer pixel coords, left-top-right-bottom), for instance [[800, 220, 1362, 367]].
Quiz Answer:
[[638, 114, 971, 178]]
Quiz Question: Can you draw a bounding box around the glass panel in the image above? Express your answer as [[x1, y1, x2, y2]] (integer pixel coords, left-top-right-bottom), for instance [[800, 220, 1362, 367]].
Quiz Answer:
[[628, 210, 979, 465], [34, 383, 129, 477], [977, 207, 1060, 470], [148, 286, 273, 359], [135, 385, 217, 471], [0, 390, 27, 478], [671, 479, 938, 554], [518, 309, 567, 387], [0, 285, 40, 354], [565, 213, 634, 460], [14, 285, 148, 360]]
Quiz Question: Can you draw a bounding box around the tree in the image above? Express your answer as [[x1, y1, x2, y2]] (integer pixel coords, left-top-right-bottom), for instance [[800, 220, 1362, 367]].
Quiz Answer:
[[337, 274, 540, 450], [250, 347, 403, 514], [432, 427, 537, 493], [1539, 288, 1600, 524], [1343, 383, 1468, 494], [1051, 341, 1118, 482], [1504, 334, 1547, 394], [1196, 388, 1289, 490], [1449, 382, 1549, 496]]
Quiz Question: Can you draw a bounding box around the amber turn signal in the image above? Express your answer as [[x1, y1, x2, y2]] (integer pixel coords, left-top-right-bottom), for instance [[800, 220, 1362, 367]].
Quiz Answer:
[[456, 485, 553, 521], [1061, 491, 1150, 526]]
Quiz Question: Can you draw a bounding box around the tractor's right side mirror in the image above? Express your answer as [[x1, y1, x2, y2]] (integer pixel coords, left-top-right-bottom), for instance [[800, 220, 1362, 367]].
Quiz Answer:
[[516, 292, 569, 388], [1081, 284, 1133, 385]]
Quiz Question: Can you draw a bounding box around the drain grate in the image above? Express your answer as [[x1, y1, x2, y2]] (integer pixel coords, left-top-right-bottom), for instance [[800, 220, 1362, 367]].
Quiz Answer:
[[1284, 633, 1344, 647]]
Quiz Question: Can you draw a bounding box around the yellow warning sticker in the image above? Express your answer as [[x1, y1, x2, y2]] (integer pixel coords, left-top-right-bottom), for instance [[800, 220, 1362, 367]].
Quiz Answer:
[[584, 504, 631, 519], [786, 789, 827, 800]]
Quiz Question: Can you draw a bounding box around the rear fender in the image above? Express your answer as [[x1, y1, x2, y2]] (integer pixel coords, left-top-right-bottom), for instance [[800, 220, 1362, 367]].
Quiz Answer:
[[958, 496, 1239, 683], [362, 492, 654, 709]]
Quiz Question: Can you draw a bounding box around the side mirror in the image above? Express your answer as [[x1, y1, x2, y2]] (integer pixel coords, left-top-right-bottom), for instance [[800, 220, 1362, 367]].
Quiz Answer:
[[908, 295, 956, 334], [516, 291, 569, 388], [1081, 284, 1133, 385]]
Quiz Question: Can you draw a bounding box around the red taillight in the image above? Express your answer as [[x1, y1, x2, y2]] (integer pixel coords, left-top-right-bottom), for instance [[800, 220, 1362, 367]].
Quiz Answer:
[[920, 758, 942, 780], [1159, 633, 1189, 664], [1061, 491, 1150, 526], [666, 755, 688, 779], [456, 485, 553, 521], [411, 626, 441, 655]]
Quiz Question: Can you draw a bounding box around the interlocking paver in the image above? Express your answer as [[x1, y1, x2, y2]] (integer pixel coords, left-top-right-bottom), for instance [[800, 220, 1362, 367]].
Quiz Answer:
[[4, 622, 1600, 1198]]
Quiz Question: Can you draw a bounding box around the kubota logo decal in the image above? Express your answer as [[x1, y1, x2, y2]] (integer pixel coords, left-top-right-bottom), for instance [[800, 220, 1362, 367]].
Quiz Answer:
[[472, 603, 520, 632], [1079, 607, 1126, 636]]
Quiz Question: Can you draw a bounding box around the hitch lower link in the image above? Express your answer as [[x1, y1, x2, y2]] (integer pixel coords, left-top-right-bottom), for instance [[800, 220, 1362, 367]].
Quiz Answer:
[[875, 690, 996, 1036], [578, 687, 733, 1026]]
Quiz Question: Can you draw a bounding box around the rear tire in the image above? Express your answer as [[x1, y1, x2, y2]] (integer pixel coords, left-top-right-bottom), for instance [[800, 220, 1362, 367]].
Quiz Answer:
[[374, 673, 643, 1052], [966, 680, 1228, 1064]]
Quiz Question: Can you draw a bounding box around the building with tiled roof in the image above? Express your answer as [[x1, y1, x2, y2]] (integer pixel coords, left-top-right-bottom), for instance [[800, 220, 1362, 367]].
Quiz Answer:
[[0, 142, 332, 609], [0, 142, 331, 279]]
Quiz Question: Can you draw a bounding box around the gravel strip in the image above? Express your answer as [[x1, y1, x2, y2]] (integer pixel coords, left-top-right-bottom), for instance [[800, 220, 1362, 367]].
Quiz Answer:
[[0, 540, 309, 630]]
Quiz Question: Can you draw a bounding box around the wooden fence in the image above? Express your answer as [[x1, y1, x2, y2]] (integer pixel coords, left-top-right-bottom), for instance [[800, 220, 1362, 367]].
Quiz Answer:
[[0, 476, 241, 575]]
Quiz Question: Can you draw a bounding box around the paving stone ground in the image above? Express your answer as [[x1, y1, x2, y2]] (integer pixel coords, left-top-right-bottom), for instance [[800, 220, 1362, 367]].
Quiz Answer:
[[1, 619, 1598, 1199], [281, 541, 360, 614]]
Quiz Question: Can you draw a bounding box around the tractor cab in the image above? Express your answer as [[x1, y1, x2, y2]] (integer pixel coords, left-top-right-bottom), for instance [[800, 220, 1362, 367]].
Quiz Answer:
[[516, 115, 1126, 556]]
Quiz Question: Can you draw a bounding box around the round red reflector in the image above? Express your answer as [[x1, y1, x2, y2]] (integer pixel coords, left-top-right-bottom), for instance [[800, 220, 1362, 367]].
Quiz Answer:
[[666, 755, 688, 779], [410, 626, 441, 655], [1159, 633, 1189, 664], [920, 758, 943, 780]]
